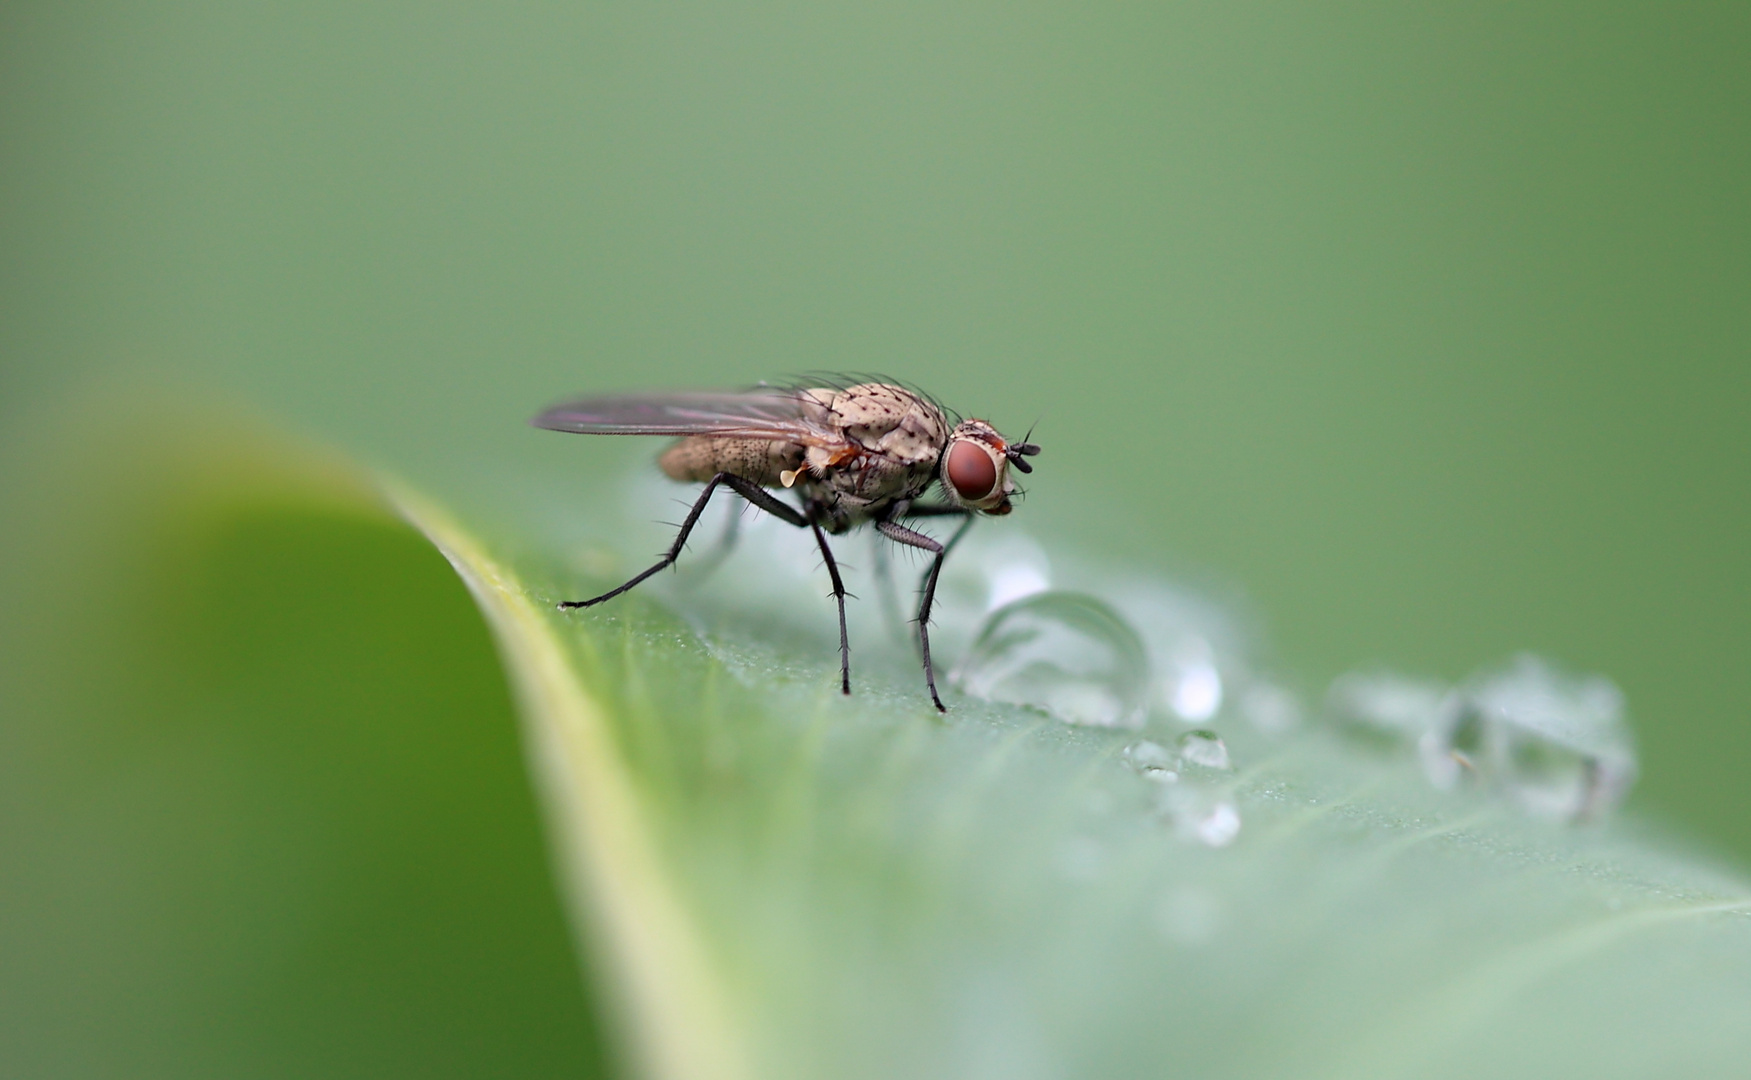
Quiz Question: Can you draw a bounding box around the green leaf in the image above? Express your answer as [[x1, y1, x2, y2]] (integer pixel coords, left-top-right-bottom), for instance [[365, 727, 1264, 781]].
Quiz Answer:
[[390, 479, 1751, 1080]]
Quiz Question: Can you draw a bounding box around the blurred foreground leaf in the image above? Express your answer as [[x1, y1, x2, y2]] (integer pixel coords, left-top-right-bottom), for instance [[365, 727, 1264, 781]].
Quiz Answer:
[[0, 403, 609, 1080], [6, 402, 1750, 1079]]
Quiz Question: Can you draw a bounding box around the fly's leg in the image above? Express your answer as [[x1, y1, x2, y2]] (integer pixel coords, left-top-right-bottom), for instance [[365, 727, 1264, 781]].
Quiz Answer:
[[876, 500, 962, 642], [725, 486, 856, 697], [895, 503, 974, 667], [897, 501, 969, 518], [877, 515, 974, 712], [811, 523, 852, 695], [721, 475, 811, 527], [560, 472, 806, 609], [683, 495, 744, 580], [915, 516, 975, 661]]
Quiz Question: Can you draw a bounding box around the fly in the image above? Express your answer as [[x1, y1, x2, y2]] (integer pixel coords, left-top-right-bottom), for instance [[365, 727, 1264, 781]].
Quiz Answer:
[[532, 378, 1041, 711]]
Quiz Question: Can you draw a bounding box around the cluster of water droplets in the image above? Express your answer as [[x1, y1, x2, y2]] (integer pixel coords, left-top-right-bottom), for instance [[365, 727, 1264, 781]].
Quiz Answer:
[[1120, 732, 1241, 847], [934, 535, 1280, 847], [941, 533, 1641, 831], [1326, 653, 1638, 821], [943, 537, 1282, 733]]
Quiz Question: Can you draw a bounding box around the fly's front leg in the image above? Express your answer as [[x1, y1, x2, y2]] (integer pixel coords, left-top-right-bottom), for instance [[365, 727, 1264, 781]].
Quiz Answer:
[[560, 472, 805, 609], [877, 515, 974, 712], [915, 515, 975, 658], [897, 501, 969, 518]]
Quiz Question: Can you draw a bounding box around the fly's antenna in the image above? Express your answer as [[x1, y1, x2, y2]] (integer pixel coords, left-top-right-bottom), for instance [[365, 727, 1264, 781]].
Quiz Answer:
[[1006, 423, 1042, 473]]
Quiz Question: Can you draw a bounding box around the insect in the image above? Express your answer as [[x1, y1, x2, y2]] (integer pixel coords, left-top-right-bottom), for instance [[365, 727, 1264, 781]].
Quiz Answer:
[[533, 378, 1041, 711]]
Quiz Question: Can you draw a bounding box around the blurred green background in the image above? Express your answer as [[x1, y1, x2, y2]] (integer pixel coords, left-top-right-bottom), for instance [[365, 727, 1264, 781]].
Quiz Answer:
[[2, 0, 1746, 1075]]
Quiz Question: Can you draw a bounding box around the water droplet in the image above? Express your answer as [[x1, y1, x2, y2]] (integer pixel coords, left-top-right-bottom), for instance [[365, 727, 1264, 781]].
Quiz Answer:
[[987, 562, 1051, 611], [1161, 785, 1242, 847], [1101, 582, 1238, 724], [1191, 801, 1242, 847], [1326, 670, 1451, 747], [1175, 730, 1232, 771], [952, 592, 1150, 728], [1122, 740, 1179, 782], [1419, 654, 1637, 821], [1166, 650, 1224, 722]]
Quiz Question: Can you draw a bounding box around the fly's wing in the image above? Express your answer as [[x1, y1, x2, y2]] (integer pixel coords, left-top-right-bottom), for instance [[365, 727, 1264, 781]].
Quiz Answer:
[[531, 388, 839, 446]]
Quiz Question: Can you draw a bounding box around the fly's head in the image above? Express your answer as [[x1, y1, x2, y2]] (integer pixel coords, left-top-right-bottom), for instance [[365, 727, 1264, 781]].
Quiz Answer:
[[940, 419, 1041, 515]]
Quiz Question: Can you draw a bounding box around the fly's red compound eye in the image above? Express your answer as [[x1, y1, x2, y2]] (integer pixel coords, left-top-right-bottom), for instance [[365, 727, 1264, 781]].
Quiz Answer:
[[946, 439, 999, 502]]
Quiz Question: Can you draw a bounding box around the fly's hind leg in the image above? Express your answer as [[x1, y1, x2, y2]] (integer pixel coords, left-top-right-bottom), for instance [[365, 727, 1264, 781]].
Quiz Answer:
[[877, 514, 974, 712], [681, 493, 745, 580], [811, 524, 852, 695], [560, 472, 806, 609]]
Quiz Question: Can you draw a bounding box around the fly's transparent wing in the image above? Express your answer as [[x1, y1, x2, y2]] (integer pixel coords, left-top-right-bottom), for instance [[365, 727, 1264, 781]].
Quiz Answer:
[[532, 389, 836, 445]]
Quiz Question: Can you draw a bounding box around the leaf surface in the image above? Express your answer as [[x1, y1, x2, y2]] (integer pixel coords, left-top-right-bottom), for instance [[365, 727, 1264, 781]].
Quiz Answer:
[[392, 472, 1751, 1080]]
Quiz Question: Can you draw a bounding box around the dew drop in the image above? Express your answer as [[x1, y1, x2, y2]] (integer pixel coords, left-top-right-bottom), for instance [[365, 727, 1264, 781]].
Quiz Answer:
[[1326, 670, 1451, 747], [1101, 583, 1237, 724], [1419, 654, 1637, 821], [1160, 785, 1242, 847], [1167, 652, 1224, 722], [951, 592, 1150, 728], [1189, 800, 1242, 847], [988, 562, 1051, 611], [1122, 740, 1179, 782], [1175, 730, 1232, 771]]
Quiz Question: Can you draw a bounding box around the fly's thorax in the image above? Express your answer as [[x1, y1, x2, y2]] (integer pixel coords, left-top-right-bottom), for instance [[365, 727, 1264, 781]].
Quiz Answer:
[[791, 382, 950, 514], [797, 383, 949, 469], [659, 436, 806, 486], [940, 419, 1019, 514]]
